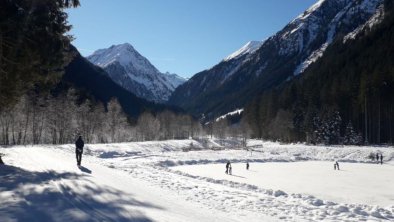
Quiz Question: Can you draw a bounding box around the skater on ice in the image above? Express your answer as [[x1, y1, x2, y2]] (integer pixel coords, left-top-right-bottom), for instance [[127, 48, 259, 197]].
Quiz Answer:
[[75, 135, 84, 166]]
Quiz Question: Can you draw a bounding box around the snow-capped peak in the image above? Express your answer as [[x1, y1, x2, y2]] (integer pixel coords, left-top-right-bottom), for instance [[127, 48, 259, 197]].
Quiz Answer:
[[224, 41, 264, 61], [87, 43, 159, 75], [87, 43, 186, 103], [296, 0, 326, 20], [163, 72, 187, 89]]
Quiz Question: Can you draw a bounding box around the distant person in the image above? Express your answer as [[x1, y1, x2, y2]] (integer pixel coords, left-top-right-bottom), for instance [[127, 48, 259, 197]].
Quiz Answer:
[[246, 162, 250, 170], [225, 161, 230, 174], [75, 136, 84, 166], [334, 161, 339, 170], [229, 164, 232, 175], [380, 154, 383, 165], [376, 153, 379, 164]]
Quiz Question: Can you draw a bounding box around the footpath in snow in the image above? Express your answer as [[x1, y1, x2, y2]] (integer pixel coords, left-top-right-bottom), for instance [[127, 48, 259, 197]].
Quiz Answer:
[[1, 139, 394, 221]]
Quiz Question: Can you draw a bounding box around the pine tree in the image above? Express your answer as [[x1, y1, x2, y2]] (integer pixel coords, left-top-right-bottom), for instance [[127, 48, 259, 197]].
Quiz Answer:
[[0, 0, 79, 110]]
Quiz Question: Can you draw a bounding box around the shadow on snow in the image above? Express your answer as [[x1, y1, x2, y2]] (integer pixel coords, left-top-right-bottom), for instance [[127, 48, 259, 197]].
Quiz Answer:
[[0, 165, 162, 222], [78, 166, 92, 174]]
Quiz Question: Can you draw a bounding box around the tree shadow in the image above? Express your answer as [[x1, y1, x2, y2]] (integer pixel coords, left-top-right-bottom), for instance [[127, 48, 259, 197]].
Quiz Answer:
[[0, 165, 162, 222]]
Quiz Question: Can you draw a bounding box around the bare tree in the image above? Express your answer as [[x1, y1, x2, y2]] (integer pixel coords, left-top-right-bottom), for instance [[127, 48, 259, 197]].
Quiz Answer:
[[213, 119, 229, 139], [137, 112, 160, 141], [157, 110, 176, 140], [105, 98, 129, 143]]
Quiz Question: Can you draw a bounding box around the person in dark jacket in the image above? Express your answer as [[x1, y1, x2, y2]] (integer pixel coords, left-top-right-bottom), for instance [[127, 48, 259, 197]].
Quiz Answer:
[[246, 162, 250, 170], [380, 154, 383, 165], [75, 136, 84, 166], [376, 153, 379, 164], [225, 161, 231, 174]]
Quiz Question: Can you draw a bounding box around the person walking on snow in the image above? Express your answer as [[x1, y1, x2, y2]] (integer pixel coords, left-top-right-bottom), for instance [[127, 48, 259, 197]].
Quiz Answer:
[[225, 161, 230, 174], [334, 161, 339, 170], [380, 154, 383, 165], [246, 162, 250, 170], [376, 152, 380, 164], [75, 135, 84, 166]]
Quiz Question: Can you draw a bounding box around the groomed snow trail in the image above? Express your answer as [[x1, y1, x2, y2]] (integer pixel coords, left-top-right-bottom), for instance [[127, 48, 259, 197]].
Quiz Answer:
[[1, 147, 268, 222]]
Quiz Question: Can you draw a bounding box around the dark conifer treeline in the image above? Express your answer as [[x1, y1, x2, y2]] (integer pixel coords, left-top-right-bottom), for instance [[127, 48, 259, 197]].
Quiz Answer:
[[0, 0, 79, 110], [244, 0, 394, 145]]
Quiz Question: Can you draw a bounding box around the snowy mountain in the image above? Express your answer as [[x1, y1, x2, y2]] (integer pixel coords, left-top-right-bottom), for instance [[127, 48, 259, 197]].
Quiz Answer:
[[224, 41, 264, 61], [169, 0, 385, 119], [87, 43, 186, 103], [63, 45, 180, 117]]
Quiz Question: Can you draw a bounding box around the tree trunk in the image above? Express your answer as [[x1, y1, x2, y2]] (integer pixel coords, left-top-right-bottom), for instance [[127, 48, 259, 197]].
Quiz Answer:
[[364, 95, 368, 144], [377, 98, 381, 144], [390, 105, 393, 144]]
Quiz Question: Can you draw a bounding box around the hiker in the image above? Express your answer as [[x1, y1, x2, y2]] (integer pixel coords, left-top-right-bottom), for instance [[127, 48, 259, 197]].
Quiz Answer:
[[225, 161, 230, 174], [380, 154, 383, 165], [376, 152, 380, 164], [336, 161, 340, 170], [229, 164, 232, 175], [75, 135, 84, 166], [246, 162, 250, 170]]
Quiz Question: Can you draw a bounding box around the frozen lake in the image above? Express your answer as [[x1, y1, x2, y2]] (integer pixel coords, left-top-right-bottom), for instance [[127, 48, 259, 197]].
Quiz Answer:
[[172, 161, 394, 206]]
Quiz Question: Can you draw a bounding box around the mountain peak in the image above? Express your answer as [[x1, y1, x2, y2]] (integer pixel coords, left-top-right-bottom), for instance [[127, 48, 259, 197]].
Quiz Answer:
[[108, 43, 135, 52], [86, 43, 186, 103], [224, 40, 264, 61], [87, 43, 151, 70], [296, 0, 327, 20]]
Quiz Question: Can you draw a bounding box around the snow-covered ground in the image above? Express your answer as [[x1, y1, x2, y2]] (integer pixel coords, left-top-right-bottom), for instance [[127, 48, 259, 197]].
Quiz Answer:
[[1, 139, 394, 221], [173, 161, 394, 206]]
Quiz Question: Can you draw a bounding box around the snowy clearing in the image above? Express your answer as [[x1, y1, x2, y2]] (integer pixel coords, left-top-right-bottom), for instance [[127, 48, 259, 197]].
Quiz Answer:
[[1, 139, 394, 221], [172, 161, 394, 206]]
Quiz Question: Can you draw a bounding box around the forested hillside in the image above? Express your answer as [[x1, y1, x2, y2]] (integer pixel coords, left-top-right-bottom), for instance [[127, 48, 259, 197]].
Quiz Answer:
[[0, 0, 200, 146], [244, 0, 394, 144]]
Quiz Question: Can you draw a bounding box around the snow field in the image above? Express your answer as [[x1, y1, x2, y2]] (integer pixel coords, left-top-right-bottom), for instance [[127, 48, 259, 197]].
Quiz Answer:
[[172, 161, 394, 206], [1, 139, 394, 221]]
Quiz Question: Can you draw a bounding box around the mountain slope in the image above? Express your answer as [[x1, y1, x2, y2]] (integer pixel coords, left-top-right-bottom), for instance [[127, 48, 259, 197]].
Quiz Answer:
[[169, 0, 384, 120], [87, 43, 186, 103], [60, 46, 180, 118], [243, 0, 394, 144]]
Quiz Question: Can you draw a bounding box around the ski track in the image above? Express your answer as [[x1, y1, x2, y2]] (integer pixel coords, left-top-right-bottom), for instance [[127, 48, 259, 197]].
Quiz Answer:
[[1, 140, 394, 221]]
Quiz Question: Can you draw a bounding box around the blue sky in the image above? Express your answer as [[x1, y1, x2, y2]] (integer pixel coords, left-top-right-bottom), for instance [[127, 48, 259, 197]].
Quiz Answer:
[[67, 0, 317, 78]]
